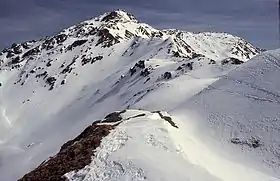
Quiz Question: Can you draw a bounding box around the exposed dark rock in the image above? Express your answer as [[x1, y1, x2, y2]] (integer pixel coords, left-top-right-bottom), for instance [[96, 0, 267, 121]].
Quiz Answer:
[[209, 59, 216, 64], [153, 111, 178, 128], [186, 62, 193, 70], [101, 11, 119, 22], [96, 29, 120, 48], [163, 72, 172, 80], [173, 51, 180, 57], [22, 42, 31, 49], [140, 68, 150, 77], [6, 51, 15, 58], [222, 57, 244, 65], [230, 137, 261, 148], [144, 77, 151, 84], [61, 80, 66, 85], [151, 31, 163, 38], [61, 58, 77, 74], [102, 110, 126, 123], [11, 56, 20, 64], [55, 34, 68, 44], [46, 60, 52, 67], [13, 45, 23, 54], [191, 53, 204, 59], [135, 60, 145, 69], [22, 47, 40, 58], [176, 66, 183, 71], [36, 71, 48, 79], [81, 56, 103, 66], [46, 77, 56, 90], [125, 30, 135, 39], [230, 58, 244, 65], [11, 43, 17, 49], [130, 67, 137, 76], [19, 123, 115, 181], [67, 40, 88, 51]]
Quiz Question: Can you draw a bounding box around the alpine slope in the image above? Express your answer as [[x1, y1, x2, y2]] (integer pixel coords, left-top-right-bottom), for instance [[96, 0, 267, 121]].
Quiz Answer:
[[0, 10, 279, 181]]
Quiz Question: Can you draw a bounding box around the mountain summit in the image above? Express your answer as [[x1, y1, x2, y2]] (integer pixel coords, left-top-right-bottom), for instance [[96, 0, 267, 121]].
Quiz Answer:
[[0, 10, 279, 181]]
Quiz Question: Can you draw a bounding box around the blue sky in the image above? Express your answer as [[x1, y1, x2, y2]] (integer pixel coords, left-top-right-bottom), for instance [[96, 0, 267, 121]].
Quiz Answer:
[[0, 0, 278, 50]]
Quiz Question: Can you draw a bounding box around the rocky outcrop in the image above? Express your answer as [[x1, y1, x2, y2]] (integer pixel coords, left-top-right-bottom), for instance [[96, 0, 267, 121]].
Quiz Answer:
[[18, 113, 123, 181]]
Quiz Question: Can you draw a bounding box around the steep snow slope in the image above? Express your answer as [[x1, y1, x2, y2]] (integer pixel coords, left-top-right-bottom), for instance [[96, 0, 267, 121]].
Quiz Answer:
[[0, 9, 270, 181], [171, 49, 280, 180]]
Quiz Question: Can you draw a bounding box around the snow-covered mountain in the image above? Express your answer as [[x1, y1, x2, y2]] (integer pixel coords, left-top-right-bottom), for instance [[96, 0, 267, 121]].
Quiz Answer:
[[1, 10, 279, 181]]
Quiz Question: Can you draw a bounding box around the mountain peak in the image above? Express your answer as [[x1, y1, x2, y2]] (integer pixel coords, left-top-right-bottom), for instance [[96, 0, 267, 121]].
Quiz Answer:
[[97, 9, 137, 23]]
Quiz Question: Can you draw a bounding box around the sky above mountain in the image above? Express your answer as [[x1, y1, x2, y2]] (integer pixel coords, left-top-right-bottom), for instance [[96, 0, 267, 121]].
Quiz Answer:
[[0, 0, 278, 50]]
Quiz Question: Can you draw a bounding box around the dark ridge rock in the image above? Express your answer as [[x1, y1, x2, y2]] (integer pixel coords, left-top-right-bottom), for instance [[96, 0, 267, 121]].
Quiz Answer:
[[22, 42, 31, 49], [13, 45, 23, 54], [151, 31, 163, 38], [191, 53, 204, 59], [10, 56, 20, 64], [81, 56, 103, 66], [67, 40, 88, 51], [102, 110, 126, 123], [176, 66, 183, 71], [86, 27, 98, 36], [11, 43, 17, 49], [125, 30, 135, 39], [126, 113, 146, 120], [153, 111, 178, 128], [42, 38, 56, 50], [55, 34, 68, 44], [36, 71, 48, 79], [101, 11, 119, 22], [230, 58, 244, 65], [137, 26, 150, 37], [6, 51, 15, 58], [100, 10, 137, 22], [22, 47, 40, 59], [19, 124, 115, 181], [96, 29, 121, 48], [221, 57, 244, 65], [61, 58, 77, 74], [163, 72, 172, 80], [130, 60, 146, 76], [2, 48, 9, 53]]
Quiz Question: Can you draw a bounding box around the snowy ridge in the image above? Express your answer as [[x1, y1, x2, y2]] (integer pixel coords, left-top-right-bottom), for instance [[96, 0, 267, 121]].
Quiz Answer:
[[0, 9, 278, 181]]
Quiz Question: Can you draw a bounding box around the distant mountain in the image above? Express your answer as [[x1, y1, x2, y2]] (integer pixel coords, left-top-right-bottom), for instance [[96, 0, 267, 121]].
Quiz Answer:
[[1, 10, 279, 181]]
